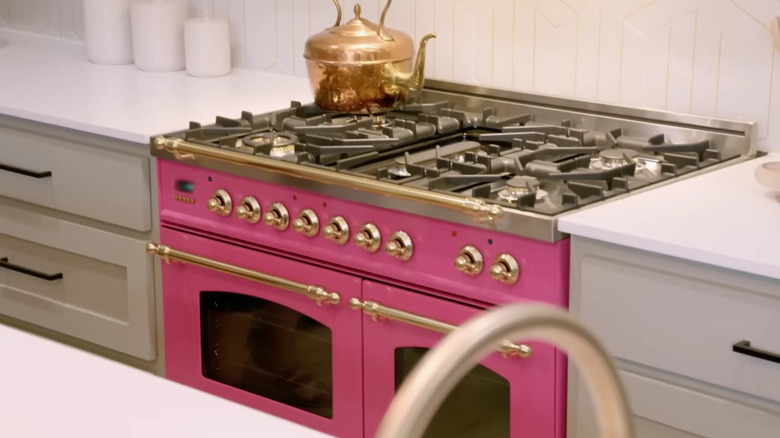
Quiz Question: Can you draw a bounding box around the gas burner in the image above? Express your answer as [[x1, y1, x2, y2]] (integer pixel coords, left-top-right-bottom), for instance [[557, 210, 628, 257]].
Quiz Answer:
[[387, 165, 412, 179], [596, 148, 640, 168], [589, 148, 665, 178], [498, 176, 547, 202], [243, 132, 297, 148], [242, 132, 298, 157], [372, 115, 391, 128]]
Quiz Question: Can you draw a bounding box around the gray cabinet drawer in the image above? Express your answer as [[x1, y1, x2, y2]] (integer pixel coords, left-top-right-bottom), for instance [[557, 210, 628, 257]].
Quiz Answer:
[[0, 202, 156, 360], [0, 124, 151, 231], [574, 238, 780, 405], [570, 369, 780, 438]]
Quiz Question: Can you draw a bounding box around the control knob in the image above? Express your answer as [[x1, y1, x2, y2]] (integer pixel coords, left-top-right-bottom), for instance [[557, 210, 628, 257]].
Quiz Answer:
[[292, 209, 320, 237], [354, 223, 381, 253], [385, 231, 413, 261], [235, 196, 261, 223], [206, 189, 232, 217], [262, 202, 290, 230], [490, 254, 519, 285], [454, 245, 483, 276], [322, 216, 349, 245]]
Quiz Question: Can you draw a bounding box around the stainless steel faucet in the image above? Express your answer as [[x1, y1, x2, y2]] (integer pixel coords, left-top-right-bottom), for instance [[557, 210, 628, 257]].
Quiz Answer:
[[374, 302, 635, 438]]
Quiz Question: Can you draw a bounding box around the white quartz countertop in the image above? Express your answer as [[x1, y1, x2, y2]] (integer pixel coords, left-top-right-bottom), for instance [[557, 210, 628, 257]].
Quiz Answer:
[[0, 29, 313, 145], [558, 153, 780, 281], [0, 323, 334, 438]]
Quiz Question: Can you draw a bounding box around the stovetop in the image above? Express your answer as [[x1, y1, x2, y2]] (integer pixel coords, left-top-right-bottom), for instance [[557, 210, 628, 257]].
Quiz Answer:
[[153, 79, 757, 241]]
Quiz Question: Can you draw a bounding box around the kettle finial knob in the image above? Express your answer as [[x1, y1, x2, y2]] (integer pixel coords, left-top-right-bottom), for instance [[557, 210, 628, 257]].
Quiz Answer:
[[354, 3, 362, 19]]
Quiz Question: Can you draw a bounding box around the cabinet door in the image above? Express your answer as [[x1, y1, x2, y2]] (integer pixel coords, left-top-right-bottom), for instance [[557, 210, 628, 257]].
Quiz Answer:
[[361, 280, 560, 438], [0, 201, 155, 360]]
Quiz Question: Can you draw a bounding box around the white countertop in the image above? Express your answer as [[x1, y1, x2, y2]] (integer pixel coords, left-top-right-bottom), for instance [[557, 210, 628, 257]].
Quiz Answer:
[[0, 323, 334, 438], [558, 153, 780, 281], [0, 28, 313, 145]]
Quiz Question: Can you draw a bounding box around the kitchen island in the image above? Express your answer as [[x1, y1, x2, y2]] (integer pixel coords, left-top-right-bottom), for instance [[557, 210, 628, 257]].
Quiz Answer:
[[0, 322, 334, 438]]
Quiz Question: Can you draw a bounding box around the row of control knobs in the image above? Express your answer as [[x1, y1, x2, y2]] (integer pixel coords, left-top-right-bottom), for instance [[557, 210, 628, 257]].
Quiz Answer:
[[454, 246, 519, 285], [206, 189, 413, 261], [206, 189, 519, 283]]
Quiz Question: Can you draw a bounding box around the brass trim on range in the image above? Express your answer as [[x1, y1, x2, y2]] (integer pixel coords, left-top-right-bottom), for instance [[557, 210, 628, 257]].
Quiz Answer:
[[153, 136, 503, 224], [146, 242, 341, 306], [349, 298, 532, 358]]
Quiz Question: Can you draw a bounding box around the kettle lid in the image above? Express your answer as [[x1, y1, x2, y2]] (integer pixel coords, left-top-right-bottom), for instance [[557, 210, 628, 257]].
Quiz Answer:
[[303, 4, 413, 64]]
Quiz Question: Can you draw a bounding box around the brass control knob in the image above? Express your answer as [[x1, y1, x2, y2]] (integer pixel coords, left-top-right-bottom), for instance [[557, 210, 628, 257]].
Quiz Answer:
[[262, 202, 290, 230], [322, 216, 349, 245], [454, 245, 483, 276], [490, 254, 519, 285], [292, 209, 320, 237], [206, 189, 232, 217], [354, 223, 381, 253], [235, 196, 261, 224], [385, 231, 413, 261]]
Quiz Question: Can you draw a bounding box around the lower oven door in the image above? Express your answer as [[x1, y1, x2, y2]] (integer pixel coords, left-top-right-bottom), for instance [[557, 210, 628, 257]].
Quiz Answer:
[[157, 228, 363, 438], [360, 280, 560, 438]]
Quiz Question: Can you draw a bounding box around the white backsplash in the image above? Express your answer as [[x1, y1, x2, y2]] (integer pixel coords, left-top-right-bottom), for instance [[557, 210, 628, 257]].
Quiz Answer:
[[1, 0, 778, 152]]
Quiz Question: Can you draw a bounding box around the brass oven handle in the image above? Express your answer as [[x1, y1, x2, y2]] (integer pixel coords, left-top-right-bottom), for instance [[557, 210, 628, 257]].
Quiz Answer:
[[349, 298, 532, 359], [146, 242, 340, 306], [153, 137, 503, 224]]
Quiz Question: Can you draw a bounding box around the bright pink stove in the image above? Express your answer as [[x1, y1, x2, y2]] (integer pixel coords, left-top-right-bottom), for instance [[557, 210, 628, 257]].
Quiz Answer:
[[148, 79, 755, 438]]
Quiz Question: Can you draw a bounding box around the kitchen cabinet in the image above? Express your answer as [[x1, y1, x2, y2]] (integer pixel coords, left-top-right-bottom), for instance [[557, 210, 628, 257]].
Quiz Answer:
[[566, 236, 780, 438], [0, 114, 162, 372]]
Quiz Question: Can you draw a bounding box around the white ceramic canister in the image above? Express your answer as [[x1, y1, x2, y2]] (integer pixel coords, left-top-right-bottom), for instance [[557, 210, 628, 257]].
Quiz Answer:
[[184, 12, 232, 78], [130, 0, 188, 72], [82, 0, 134, 64]]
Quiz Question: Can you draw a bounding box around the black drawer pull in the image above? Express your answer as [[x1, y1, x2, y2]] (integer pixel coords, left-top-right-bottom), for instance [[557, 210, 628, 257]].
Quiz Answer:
[[0, 257, 63, 281], [733, 340, 780, 365], [0, 162, 52, 178]]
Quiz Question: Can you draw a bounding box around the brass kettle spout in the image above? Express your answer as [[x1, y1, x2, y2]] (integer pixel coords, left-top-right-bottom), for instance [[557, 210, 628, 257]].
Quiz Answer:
[[387, 33, 436, 92]]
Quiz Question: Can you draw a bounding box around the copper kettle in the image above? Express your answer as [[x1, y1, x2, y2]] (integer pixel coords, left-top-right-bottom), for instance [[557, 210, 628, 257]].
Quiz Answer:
[[303, 0, 436, 114]]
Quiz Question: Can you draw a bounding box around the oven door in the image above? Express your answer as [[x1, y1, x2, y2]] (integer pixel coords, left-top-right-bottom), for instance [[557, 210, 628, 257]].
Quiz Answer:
[[156, 228, 363, 438], [359, 280, 559, 438]]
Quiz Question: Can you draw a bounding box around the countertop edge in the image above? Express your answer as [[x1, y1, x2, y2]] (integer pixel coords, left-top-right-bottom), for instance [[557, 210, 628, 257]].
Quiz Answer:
[[0, 104, 152, 144], [558, 221, 780, 281]]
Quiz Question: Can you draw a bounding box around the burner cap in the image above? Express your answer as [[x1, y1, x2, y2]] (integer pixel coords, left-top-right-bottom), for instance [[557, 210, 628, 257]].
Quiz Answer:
[[499, 176, 546, 202], [506, 176, 540, 192], [242, 132, 298, 157], [599, 148, 639, 166], [387, 165, 412, 179]]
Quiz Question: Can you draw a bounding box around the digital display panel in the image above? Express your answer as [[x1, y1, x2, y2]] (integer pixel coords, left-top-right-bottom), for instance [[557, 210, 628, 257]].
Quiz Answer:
[[175, 180, 195, 193]]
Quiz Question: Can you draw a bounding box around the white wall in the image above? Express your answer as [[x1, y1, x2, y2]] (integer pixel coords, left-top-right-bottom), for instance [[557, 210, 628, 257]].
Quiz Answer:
[[1, 0, 778, 152]]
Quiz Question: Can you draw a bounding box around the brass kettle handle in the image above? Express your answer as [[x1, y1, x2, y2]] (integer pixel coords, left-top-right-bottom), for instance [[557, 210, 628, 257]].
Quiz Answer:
[[331, 0, 342, 27], [378, 0, 394, 41], [350, 298, 532, 358], [147, 242, 341, 306]]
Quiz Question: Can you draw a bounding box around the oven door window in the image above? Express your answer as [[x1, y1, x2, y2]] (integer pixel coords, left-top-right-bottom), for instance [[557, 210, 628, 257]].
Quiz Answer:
[[395, 347, 510, 437], [200, 291, 333, 419]]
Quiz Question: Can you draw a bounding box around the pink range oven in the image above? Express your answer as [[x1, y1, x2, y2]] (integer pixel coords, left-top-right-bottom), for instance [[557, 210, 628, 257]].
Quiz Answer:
[[148, 80, 755, 438]]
